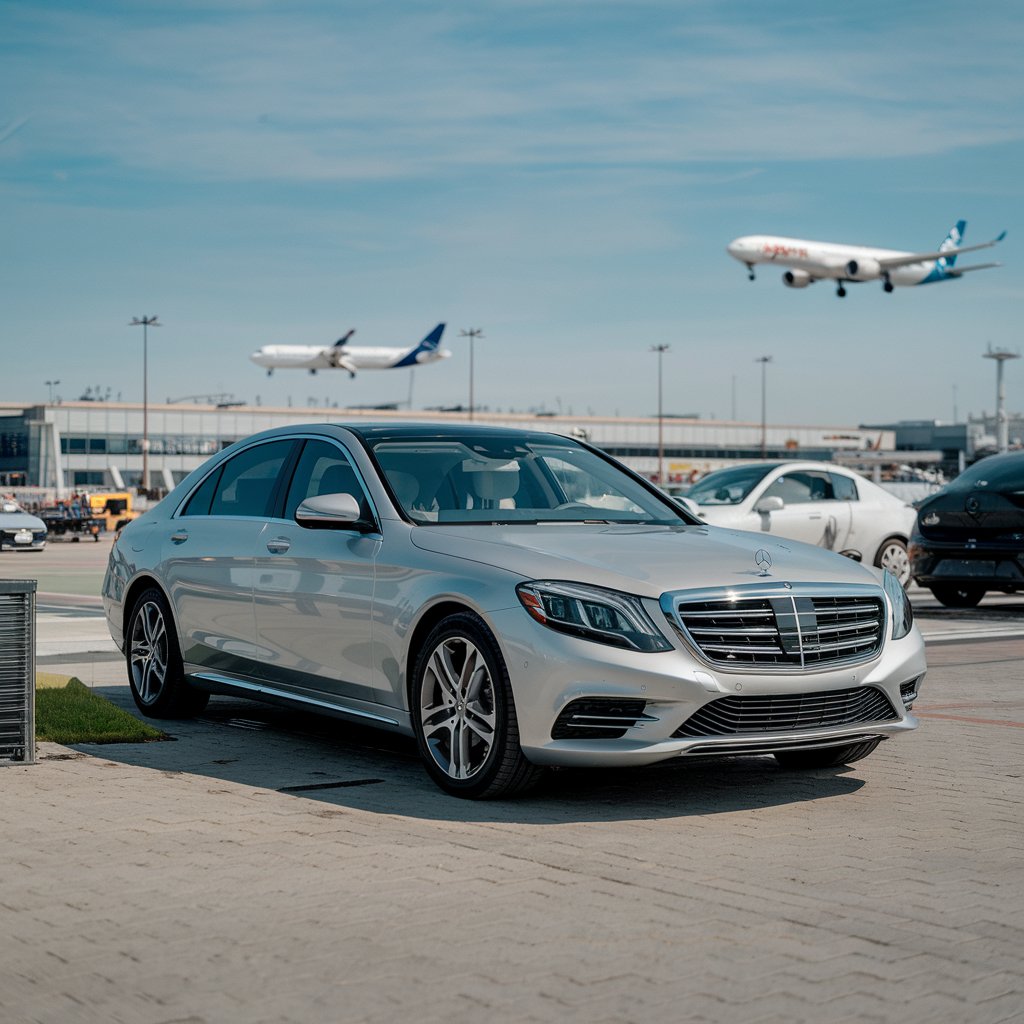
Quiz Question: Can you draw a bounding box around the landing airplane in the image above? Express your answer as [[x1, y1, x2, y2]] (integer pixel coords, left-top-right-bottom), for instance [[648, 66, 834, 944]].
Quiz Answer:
[[727, 221, 1006, 297], [250, 323, 450, 377]]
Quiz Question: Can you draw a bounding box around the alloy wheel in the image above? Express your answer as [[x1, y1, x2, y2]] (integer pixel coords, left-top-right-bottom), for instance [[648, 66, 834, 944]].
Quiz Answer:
[[419, 636, 497, 780], [129, 600, 169, 705], [878, 540, 910, 586]]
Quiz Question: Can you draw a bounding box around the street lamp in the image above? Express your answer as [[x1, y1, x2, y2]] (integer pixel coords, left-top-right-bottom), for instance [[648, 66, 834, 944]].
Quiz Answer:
[[651, 344, 670, 485], [755, 355, 773, 458], [44, 379, 61, 404], [983, 346, 1020, 453], [459, 328, 484, 420], [130, 315, 160, 491]]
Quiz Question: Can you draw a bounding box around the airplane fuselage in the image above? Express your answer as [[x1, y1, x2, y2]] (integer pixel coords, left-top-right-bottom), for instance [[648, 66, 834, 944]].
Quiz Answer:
[[250, 345, 451, 372], [728, 236, 947, 287], [727, 222, 1004, 296]]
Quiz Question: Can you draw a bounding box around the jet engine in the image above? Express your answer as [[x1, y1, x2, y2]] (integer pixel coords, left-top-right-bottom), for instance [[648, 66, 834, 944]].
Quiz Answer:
[[845, 257, 882, 280], [782, 269, 812, 288]]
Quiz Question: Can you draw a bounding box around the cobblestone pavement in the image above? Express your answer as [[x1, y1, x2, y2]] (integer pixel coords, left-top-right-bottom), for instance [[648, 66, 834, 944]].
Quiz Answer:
[[3, 634, 1023, 1024]]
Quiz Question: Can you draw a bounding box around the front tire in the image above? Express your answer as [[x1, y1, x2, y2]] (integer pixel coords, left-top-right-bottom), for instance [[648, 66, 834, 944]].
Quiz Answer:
[[774, 738, 881, 770], [929, 584, 985, 608], [875, 537, 910, 587], [126, 587, 209, 718], [411, 612, 545, 799]]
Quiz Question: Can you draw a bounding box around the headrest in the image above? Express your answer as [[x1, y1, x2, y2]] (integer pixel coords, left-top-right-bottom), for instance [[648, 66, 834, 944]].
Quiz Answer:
[[388, 470, 419, 507]]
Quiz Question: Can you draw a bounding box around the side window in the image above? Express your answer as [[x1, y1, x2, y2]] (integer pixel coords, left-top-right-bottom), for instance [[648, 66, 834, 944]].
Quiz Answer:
[[182, 466, 223, 517], [830, 472, 859, 501], [284, 439, 372, 521], [762, 471, 833, 505], [208, 440, 295, 518]]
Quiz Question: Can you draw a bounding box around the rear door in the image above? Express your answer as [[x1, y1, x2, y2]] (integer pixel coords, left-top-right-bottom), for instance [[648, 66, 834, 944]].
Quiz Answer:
[[164, 439, 298, 678]]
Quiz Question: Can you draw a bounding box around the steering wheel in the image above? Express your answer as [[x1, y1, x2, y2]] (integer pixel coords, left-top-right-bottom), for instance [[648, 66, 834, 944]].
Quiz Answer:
[[554, 502, 592, 511]]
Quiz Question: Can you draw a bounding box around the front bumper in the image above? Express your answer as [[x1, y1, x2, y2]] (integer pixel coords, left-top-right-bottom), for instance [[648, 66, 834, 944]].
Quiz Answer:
[[488, 604, 925, 768]]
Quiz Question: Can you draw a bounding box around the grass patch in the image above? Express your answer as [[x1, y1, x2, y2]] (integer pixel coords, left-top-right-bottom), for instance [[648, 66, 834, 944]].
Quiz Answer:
[[35, 678, 167, 744]]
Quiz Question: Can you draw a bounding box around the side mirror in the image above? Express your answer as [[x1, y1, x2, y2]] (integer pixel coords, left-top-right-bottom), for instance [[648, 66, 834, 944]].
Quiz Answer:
[[295, 492, 368, 530], [754, 495, 784, 514], [674, 496, 701, 518]]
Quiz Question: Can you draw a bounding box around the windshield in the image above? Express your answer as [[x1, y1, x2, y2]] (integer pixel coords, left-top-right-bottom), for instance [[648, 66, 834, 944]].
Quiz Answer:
[[685, 464, 775, 506], [370, 437, 686, 525]]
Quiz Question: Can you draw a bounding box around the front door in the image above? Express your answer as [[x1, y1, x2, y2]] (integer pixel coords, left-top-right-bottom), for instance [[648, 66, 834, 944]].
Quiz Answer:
[[253, 438, 381, 703]]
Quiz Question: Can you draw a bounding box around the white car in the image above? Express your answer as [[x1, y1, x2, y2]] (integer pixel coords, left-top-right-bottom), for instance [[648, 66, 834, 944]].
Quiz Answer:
[[0, 499, 47, 552], [683, 462, 915, 585]]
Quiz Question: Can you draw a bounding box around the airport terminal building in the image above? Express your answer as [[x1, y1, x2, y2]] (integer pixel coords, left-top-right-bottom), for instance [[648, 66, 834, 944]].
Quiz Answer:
[[0, 399, 897, 496]]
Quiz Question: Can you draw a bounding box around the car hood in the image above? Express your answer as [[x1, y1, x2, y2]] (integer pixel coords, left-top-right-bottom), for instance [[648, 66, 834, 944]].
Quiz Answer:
[[0, 512, 46, 530], [409, 523, 879, 599]]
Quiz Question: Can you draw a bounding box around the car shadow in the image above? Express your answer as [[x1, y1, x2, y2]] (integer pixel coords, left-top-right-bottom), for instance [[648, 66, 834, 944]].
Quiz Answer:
[[73, 688, 867, 825]]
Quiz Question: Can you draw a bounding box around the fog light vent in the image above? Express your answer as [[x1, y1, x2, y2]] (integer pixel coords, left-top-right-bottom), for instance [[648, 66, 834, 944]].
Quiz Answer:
[[551, 697, 648, 740], [900, 679, 920, 709]]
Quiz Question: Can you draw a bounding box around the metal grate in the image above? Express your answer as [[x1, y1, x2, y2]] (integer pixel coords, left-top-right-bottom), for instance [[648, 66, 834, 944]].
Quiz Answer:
[[673, 593, 884, 670], [673, 686, 898, 738], [0, 581, 36, 764], [551, 697, 649, 740]]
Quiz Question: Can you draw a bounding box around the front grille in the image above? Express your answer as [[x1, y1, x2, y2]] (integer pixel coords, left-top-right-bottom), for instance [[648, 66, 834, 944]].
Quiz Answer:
[[673, 593, 884, 670], [551, 698, 649, 739], [673, 686, 898, 738]]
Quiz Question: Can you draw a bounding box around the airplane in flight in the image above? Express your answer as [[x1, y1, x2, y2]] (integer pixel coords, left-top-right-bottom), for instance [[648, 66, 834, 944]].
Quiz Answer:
[[727, 221, 1006, 297], [250, 323, 450, 377]]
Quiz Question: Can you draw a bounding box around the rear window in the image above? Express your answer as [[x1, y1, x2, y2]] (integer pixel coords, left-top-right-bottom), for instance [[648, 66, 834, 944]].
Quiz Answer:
[[946, 453, 1024, 493]]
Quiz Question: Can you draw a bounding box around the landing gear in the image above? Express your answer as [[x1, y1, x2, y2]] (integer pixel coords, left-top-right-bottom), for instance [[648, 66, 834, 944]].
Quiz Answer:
[[308, 368, 318, 375], [746, 264, 756, 281], [266, 369, 273, 377], [836, 283, 847, 298], [883, 277, 894, 293]]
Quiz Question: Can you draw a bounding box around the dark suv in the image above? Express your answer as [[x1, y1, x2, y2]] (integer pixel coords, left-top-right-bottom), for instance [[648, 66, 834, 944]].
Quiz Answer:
[[910, 451, 1024, 607]]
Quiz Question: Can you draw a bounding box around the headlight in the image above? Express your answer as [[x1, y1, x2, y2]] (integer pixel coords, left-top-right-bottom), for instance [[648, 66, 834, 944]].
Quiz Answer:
[[883, 569, 914, 640], [517, 581, 672, 653]]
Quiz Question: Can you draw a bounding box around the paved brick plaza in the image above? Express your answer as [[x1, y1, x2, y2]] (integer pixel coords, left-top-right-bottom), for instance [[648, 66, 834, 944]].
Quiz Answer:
[[3, 636, 1023, 1024]]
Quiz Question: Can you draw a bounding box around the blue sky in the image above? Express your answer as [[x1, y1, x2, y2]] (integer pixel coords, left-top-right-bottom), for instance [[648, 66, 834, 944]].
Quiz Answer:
[[2, 0, 1021, 424]]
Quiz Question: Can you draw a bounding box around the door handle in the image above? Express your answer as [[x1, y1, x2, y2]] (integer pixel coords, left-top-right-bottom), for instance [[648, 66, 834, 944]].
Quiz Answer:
[[170, 530, 188, 544], [808, 513, 823, 520], [266, 537, 291, 554]]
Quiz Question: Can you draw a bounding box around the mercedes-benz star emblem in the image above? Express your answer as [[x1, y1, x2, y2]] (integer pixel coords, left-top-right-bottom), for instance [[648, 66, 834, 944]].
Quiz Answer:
[[754, 549, 772, 576]]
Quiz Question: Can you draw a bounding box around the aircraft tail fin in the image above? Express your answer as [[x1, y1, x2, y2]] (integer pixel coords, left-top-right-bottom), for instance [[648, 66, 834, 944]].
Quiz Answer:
[[393, 324, 446, 368], [333, 329, 355, 348], [938, 220, 967, 269], [418, 323, 445, 352]]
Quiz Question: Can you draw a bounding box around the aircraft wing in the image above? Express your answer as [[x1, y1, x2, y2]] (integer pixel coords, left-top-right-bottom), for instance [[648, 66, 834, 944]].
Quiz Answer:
[[943, 262, 1002, 277], [877, 231, 1007, 270]]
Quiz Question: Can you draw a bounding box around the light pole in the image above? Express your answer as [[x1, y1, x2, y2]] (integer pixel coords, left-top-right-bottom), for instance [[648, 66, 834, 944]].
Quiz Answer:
[[44, 379, 61, 404], [459, 328, 484, 420], [651, 344, 670, 485], [983, 346, 1020, 453], [755, 355, 772, 458], [130, 316, 160, 491]]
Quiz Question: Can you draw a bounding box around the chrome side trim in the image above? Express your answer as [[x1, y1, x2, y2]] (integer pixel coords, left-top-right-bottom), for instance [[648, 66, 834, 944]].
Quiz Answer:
[[190, 671, 400, 726]]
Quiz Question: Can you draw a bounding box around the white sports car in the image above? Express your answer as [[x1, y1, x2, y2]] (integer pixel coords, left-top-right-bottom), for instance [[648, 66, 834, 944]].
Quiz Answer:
[[683, 462, 915, 586]]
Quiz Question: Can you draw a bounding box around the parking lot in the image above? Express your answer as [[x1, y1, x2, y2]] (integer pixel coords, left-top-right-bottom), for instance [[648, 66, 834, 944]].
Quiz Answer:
[[3, 539, 1023, 1023]]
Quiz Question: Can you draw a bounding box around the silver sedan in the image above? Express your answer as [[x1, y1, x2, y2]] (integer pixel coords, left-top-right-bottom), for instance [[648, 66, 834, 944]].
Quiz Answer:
[[103, 424, 926, 798]]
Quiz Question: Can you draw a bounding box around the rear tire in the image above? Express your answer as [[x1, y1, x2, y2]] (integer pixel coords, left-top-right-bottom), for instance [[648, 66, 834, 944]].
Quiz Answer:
[[929, 584, 985, 608], [125, 587, 209, 718], [874, 537, 910, 587], [774, 738, 881, 770], [411, 612, 546, 799]]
